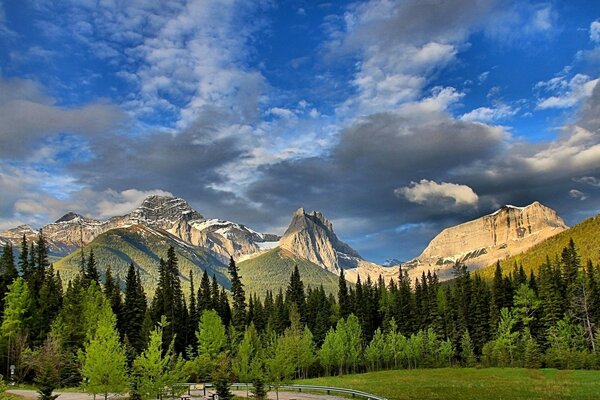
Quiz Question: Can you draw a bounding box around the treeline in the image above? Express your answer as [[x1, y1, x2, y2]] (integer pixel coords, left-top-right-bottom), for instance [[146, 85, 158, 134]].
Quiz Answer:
[[0, 233, 599, 399]]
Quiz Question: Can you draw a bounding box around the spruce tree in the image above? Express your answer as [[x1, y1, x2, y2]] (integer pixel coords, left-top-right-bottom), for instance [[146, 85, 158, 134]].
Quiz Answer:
[[104, 267, 123, 335], [81, 303, 129, 400], [211, 274, 220, 311], [86, 249, 100, 286], [338, 268, 351, 319], [18, 234, 30, 278], [123, 263, 147, 356], [285, 265, 306, 322], [198, 270, 212, 312], [188, 270, 198, 351], [228, 257, 246, 332], [0, 244, 18, 310]]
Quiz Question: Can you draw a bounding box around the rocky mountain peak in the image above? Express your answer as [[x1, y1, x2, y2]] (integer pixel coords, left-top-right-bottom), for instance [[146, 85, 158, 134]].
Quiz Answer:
[[130, 195, 204, 225], [410, 200, 567, 280], [280, 208, 361, 273], [55, 212, 84, 223]]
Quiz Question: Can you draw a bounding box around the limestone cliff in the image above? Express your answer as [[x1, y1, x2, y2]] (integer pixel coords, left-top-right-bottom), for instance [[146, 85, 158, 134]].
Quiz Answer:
[[407, 201, 567, 280], [277, 207, 382, 277]]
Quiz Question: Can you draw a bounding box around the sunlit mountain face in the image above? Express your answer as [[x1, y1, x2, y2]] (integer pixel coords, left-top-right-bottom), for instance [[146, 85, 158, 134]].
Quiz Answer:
[[1, 0, 599, 263]]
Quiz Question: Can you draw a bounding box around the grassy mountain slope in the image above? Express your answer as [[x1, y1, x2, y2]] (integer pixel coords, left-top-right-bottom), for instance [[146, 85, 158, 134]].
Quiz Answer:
[[54, 225, 229, 295], [239, 247, 340, 297], [476, 214, 600, 279]]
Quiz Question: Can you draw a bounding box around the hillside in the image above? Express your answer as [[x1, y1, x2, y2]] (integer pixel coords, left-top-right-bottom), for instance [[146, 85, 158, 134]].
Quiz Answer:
[[476, 214, 600, 279], [53, 224, 229, 295], [238, 247, 341, 297]]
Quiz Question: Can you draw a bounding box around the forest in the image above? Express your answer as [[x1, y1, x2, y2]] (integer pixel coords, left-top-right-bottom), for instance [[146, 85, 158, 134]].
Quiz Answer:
[[0, 232, 599, 400]]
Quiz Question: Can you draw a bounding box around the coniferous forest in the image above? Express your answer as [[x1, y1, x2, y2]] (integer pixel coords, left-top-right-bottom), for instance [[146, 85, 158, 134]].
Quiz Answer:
[[0, 232, 600, 400]]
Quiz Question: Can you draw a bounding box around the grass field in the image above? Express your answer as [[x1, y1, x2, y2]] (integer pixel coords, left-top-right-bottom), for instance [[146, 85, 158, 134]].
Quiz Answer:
[[299, 368, 600, 400]]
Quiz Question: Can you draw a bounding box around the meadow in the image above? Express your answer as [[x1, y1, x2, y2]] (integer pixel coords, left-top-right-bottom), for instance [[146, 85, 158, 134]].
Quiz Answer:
[[299, 368, 600, 400]]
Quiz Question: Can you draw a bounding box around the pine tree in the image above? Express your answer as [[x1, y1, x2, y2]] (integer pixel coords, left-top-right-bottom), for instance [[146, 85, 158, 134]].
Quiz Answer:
[[338, 268, 350, 319], [103, 267, 123, 335], [285, 265, 306, 322], [198, 270, 212, 313], [36, 266, 63, 342], [0, 243, 18, 310], [18, 234, 30, 279], [211, 274, 220, 311], [188, 270, 198, 351], [133, 317, 186, 400], [123, 263, 147, 357], [85, 249, 100, 286], [219, 287, 232, 327], [228, 257, 247, 332], [81, 302, 129, 400]]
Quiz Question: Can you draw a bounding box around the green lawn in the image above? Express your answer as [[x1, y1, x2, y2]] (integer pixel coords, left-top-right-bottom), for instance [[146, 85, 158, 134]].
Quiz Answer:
[[299, 368, 600, 400]]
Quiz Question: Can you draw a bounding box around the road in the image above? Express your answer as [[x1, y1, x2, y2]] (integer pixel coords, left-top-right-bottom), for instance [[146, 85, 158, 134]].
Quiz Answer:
[[7, 389, 347, 400]]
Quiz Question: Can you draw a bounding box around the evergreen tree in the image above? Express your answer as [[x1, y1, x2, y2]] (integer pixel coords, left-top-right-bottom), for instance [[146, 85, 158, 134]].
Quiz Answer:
[[211, 274, 220, 311], [123, 263, 147, 357], [338, 268, 351, 319], [133, 317, 186, 400], [103, 267, 123, 335], [285, 265, 306, 322], [18, 234, 30, 279], [228, 257, 247, 332], [198, 270, 212, 313], [219, 287, 232, 327], [188, 270, 198, 352], [0, 243, 18, 310], [81, 301, 129, 400], [85, 249, 100, 286]]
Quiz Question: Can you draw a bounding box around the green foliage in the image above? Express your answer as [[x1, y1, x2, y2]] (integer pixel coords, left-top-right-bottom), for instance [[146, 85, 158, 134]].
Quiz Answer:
[[80, 300, 128, 399], [238, 248, 340, 297], [1, 277, 31, 339], [25, 335, 63, 400], [197, 310, 226, 359], [54, 226, 228, 295], [212, 354, 234, 400], [132, 317, 186, 400], [460, 330, 476, 367]]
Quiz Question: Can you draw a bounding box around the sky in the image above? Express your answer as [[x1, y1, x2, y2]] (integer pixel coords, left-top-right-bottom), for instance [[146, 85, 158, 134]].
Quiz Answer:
[[1, 0, 600, 263]]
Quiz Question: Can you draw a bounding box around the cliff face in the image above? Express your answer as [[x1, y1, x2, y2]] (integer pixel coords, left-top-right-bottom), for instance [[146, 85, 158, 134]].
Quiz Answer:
[[408, 201, 568, 279], [279, 208, 362, 274]]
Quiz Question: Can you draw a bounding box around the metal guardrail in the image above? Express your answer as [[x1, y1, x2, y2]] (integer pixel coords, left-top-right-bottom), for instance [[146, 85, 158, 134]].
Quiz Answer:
[[179, 382, 387, 400]]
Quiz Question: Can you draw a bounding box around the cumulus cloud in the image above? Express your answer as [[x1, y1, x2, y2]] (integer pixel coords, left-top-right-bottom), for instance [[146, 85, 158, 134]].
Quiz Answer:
[[0, 78, 126, 158], [395, 180, 479, 208], [591, 20, 600, 43], [460, 103, 518, 123], [536, 74, 598, 110]]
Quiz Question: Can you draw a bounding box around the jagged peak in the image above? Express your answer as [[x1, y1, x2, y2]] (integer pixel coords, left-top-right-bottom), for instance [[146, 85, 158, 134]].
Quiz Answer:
[[55, 212, 84, 223], [488, 201, 554, 217]]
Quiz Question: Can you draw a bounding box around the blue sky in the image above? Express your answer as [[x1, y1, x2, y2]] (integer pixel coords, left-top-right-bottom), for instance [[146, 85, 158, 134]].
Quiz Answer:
[[1, 0, 599, 263]]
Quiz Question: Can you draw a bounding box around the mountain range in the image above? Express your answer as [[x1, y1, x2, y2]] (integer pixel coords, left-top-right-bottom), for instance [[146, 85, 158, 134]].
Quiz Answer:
[[0, 195, 580, 295]]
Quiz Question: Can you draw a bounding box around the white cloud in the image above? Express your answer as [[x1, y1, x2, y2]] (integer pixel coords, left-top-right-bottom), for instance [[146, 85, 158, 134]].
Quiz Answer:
[[591, 20, 600, 43], [267, 107, 296, 120], [569, 189, 588, 201], [395, 179, 479, 208], [573, 176, 600, 187], [461, 103, 518, 123], [484, 3, 556, 45], [536, 74, 598, 109]]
